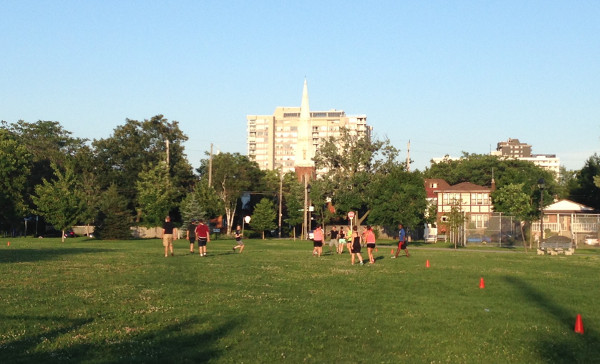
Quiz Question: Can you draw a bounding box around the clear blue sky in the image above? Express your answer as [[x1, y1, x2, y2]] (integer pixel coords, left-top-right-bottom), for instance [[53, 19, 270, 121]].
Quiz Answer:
[[2, 1, 599, 172]]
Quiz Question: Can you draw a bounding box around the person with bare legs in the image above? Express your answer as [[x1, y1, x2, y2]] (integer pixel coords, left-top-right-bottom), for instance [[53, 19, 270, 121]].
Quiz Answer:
[[338, 226, 346, 254], [195, 219, 210, 256], [351, 225, 364, 265], [392, 223, 410, 258], [162, 216, 175, 257], [312, 224, 324, 257], [186, 219, 197, 254], [233, 225, 245, 253], [364, 225, 376, 264]]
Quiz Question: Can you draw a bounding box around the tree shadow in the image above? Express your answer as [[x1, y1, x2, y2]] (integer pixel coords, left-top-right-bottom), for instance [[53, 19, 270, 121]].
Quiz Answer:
[[1, 313, 238, 363], [0, 248, 115, 264], [503, 276, 599, 363]]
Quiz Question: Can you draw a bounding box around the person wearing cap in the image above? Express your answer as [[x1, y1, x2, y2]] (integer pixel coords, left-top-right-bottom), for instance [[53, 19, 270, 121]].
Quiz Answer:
[[186, 218, 198, 254]]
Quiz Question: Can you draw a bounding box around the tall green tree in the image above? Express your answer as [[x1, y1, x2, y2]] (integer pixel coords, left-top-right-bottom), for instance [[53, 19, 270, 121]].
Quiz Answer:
[[0, 129, 32, 230], [93, 115, 194, 215], [136, 161, 179, 227], [197, 153, 263, 235], [570, 154, 600, 210], [95, 184, 132, 240], [180, 192, 206, 229], [313, 127, 399, 225], [32, 164, 82, 242], [250, 198, 277, 239], [367, 166, 427, 230], [492, 183, 534, 250]]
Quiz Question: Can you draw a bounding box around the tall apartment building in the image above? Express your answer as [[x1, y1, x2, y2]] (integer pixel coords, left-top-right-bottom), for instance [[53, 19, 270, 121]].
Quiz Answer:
[[491, 138, 560, 175], [247, 80, 372, 174]]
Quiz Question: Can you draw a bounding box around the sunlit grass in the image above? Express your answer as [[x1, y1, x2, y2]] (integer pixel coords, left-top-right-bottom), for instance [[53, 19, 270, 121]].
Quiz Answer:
[[1, 237, 599, 363]]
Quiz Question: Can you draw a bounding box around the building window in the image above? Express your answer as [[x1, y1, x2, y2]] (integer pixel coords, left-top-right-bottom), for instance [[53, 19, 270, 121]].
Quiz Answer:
[[471, 214, 489, 228]]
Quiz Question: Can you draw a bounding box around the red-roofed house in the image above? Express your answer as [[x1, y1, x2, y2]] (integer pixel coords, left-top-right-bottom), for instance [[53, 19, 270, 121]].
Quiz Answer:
[[425, 179, 494, 234]]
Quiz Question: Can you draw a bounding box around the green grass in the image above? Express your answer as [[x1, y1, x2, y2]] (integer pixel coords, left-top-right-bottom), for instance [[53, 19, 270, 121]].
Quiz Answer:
[[1, 237, 599, 363]]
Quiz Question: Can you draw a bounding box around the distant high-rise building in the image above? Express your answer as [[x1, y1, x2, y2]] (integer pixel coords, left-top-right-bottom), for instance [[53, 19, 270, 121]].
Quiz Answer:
[[491, 138, 560, 175], [246, 80, 372, 174]]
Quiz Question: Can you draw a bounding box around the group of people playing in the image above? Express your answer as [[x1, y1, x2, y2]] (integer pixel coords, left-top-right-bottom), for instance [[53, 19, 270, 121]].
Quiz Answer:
[[312, 223, 410, 265], [161, 217, 213, 257]]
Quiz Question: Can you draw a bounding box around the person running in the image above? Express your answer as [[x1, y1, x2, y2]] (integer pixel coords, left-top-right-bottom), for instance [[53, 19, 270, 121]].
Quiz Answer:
[[364, 225, 376, 264], [233, 225, 245, 253], [195, 219, 210, 256], [392, 223, 410, 258], [186, 219, 197, 254], [351, 225, 364, 265], [312, 224, 324, 257], [338, 226, 346, 254], [329, 226, 339, 254], [161, 216, 175, 257]]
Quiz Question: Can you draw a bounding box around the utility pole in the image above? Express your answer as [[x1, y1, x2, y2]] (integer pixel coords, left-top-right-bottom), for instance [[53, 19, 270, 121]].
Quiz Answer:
[[208, 143, 213, 187], [165, 139, 170, 170], [406, 140, 411, 172], [278, 167, 283, 238]]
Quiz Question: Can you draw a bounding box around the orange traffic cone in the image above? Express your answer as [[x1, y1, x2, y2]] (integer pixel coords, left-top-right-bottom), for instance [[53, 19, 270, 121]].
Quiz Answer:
[[7, 241, 10, 247], [426, 260, 430, 268], [391, 249, 394, 255], [479, 277, 485, 289], [575, 314, 584, 334]]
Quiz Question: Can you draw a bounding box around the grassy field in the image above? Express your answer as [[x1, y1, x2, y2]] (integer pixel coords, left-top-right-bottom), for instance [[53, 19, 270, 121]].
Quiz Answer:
[[1, 237, 599, 363]]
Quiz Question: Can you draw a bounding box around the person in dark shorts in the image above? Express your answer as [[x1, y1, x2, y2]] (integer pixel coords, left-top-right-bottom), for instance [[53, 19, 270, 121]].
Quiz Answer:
[[312, 224, 324, 257], [392, 223, 410, 258], [350, 225, 364, 265], [195, 219, 210, 256], [186, 219, 198, 254], [364, 225, 376, 264], [233, 225, 245, 253]]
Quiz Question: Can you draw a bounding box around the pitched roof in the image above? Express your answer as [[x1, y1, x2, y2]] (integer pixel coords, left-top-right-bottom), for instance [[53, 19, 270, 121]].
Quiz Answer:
[[543, 199, 596, 213], [441, 182, 490, 192]]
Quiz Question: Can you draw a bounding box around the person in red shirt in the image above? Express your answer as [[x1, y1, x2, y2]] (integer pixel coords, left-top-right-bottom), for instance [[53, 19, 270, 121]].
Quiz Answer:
[[194, 219, 210, 256]]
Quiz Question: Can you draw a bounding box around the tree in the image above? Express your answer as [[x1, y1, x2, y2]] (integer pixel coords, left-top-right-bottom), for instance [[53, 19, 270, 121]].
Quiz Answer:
[[492, 183, 534, 251], [284, 192, 304, 239], [0, 129, 32, 231], [136, 161, 179, 228], [32, 164, 82, 242], [570, 154, 600, 210], [193, 180, 225, 219], [92, 115, 195, 216], [180, 192, 206, 229], [95, 184, 132, 240], [367, 166, 427, 230], [197, 153, 263, 235], [313, 127, 399, 225], [446, 201, 466, 249], [250, 198, 277, 239]]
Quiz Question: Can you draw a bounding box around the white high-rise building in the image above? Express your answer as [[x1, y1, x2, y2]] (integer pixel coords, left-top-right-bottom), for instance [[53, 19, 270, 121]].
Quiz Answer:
[[247, 80, 371, 174]]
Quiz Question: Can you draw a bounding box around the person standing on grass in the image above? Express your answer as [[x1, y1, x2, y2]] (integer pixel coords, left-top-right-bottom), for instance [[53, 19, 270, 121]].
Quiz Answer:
[[338, 226, 346, 254], [186, 219, 198, 254], [345, 226, 353, 255], [392, 223, 410, 258], [364, 225, 376, 264], [162, 216, 175, 257], [233, 225, 245, 253], [312, 224, 324, 257], [329, 226, 339, 254], [351, 225, 364, 265], [195, 219, 210, 256]]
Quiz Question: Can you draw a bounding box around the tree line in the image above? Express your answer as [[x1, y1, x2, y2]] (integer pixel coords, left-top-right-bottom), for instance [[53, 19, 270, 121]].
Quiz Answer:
[[1, 116, 599, 240]]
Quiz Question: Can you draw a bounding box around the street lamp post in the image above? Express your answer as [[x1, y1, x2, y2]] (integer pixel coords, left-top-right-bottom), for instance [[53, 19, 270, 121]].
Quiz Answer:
[[538, 178, 545, 248]]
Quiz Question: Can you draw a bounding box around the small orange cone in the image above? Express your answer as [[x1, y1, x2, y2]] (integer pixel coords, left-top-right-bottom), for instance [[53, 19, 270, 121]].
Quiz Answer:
[[479, 277, 485, 289], [391, 249, 394, 255], [375, 247, 378, 252], [426, 260, 430, 268], [574, 314, 584, 334], [7, 241, 10, 247]]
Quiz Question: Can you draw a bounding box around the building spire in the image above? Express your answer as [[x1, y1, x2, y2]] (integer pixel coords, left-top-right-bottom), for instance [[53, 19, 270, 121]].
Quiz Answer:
[[300, 78, 310, 120]]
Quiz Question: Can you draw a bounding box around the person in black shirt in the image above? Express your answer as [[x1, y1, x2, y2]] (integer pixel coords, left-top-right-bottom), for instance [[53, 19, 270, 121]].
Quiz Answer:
[[162, 216, 176, 257]]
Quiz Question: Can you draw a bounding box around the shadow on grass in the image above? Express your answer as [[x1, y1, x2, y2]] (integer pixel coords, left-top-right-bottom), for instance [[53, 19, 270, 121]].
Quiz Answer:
[[503, 276, 599, 363], [0, 248, 115, 264], [1, 314, 238, 363]]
